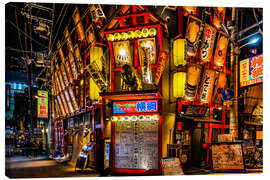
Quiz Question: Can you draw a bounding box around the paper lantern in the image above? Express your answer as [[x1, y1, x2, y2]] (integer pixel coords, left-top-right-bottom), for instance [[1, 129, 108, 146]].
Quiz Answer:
[[121, 32, 129, 40], [64, 88, 75, 113], [173, 72, 186, 98], [213, 7, 226, 30], [149, 28, 157, 36], [213, 72, 227, 105], [185, 15, 202, 57], [214, 32, 229, 67], [114, 33, 121, 41], [107, 34, 114, 41], [64, 27, 74, 52], [74, 44, 84, 75], [199, 23, 217, 63], [127, 31, 135, 39], [141, 28, 149, 38], [57, 41, 65, 63], [185, 63, 202, 101], [135, 30, 142, 38], [68, 86, 79, 111], [199, 68, 216, 104], [173, 39, 187, 67]]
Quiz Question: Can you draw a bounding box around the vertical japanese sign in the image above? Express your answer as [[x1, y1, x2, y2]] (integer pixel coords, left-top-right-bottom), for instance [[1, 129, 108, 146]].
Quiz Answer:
[[199, 68, 216, 104], [37, 90, 48, 118], [240, 54, 263, 87], [155, 50, 169, 85]]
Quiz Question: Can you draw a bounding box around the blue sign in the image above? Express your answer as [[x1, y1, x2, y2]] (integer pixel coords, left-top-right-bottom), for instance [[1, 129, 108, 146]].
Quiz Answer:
[[222, 88, 234, 101]]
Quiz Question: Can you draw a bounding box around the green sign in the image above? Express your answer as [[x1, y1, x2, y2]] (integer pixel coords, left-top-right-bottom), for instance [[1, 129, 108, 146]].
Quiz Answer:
[[37, 90, 48, 118]]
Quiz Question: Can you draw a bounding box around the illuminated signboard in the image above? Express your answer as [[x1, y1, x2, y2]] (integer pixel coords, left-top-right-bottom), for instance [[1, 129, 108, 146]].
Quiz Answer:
[[37, 90, 48, 118], [240, 54, 263, 87], [113, 100, 158, 114]]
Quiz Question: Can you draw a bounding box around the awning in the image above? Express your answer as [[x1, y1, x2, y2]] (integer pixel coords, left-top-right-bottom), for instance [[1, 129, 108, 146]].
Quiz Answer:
[[181, 115, 221, 123], [100, 90, 162, 101]]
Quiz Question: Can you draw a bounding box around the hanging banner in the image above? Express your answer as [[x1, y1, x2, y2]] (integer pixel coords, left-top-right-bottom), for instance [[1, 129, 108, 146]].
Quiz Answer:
[[58, 70, 65, 90], [68, 51, 78, 80], [185, 15, 202, 57], [37, 90, 48, 118], [60, 64, 69, 87], [183, 6, 197, 17], [64, 88, 75, 113], [213, 72, 227, 105], [85, 24, 96, 46], [65, 60, 73, 84], [113, 41, 132, 68], [57, 41, 65, 63], [74, 44, 84, 75], [89, 4, 106, 23], [185, 64, 202, 101], [214, 31, 229, 68], [73, 8, 85, 41], [173, 39, 187, 67], [68, 86, 79, 111], [213, 7, 226, 30], [199, 68, 216, 104], [54, 99, 60, 118], [85, 64, 106, 91], [60, 92, 69, 115], [64, 26, 74, 52], [240, 54, 263, 87], [54, 73, 61, 94], [155, 50, 169, 85], [113, 100, 158, 114], [199, 23, 217, 63]]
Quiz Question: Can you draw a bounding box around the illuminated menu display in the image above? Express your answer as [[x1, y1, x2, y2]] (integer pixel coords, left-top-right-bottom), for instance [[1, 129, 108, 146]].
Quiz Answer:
[[240, 54, 263, 87], [37, 90, 48, 118], [113, 100, 158, 114], [114, 115, 159, 169]]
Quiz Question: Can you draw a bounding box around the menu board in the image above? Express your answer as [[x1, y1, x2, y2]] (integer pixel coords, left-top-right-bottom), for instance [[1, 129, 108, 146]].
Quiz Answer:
[[211, 143, 245, 171], [114, 115, 159, 169], [160, 157, 184, 175]]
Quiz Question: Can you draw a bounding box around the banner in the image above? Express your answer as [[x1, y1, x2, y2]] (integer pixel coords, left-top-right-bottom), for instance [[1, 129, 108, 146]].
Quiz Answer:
[[60, 64, 69, 87], [199, 68, 216, 104], [185, 15, 202, 57], [213, 7, 226, 30], [64, 26, 74, 52], [113, 41, 132, 68], [37, 90, 48, 118], [214, 32, 229, 68], [65, 60, 73, 84], [199, 23, 217, 63], [64, 88, 74, 113], [57, 41, 65, 63], [85, 64, 107, 91], [60, 92, 69, 115], [68, 86, 79, 111], [73, 8, 85, 41], [185, 64, 202, 101], [74, 44, 84, 75], [85, 24, 96, 46], [213, 72, 227, 105], [58, 70, 65, 91], [240, 54, 263, 87], [155, 50, 169, 85], [68, 51, 78, 80]]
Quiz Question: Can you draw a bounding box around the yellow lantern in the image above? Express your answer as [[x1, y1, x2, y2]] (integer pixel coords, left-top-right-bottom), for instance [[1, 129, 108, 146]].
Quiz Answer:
[[121, 32, 129, 40], [107, 34, 114, 41], [141, 28, 149, 38], [135, 30, 142, 38], [149, 28, 157, 36], [127, 31, 135, 39], [173, 39, 187, 67], [114, 33, 121, 41], [173, 72, 186, 98]]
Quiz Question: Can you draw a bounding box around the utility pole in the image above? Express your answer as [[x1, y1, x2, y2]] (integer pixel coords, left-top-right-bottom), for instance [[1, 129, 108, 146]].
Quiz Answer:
[[230, 8, 239, 140]]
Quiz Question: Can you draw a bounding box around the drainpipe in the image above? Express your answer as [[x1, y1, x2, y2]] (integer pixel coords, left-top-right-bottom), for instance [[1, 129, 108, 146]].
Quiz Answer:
[[230, 8, 239, 140]]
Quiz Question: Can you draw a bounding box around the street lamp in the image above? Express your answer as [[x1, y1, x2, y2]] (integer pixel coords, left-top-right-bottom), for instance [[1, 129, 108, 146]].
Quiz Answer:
[[234, 34, 261, 55]]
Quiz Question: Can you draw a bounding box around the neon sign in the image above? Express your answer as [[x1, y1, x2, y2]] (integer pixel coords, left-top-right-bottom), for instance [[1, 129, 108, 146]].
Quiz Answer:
[[240, 54, 263, 87], [113, 100, 158, 114]]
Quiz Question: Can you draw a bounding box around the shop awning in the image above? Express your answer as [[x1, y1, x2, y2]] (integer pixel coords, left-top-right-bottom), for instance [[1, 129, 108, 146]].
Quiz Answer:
[[100, 90, 162, 101], [181, 115, 221, 123]]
